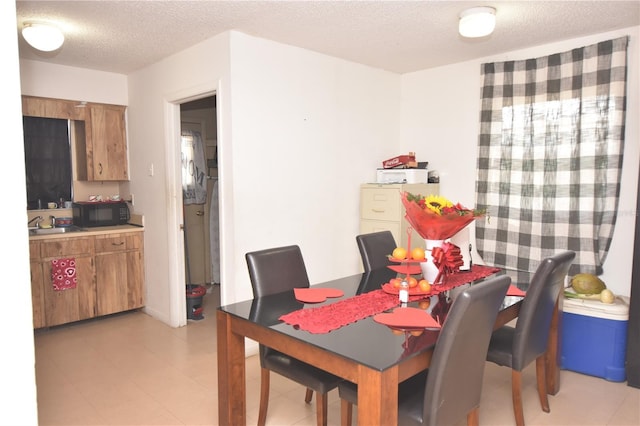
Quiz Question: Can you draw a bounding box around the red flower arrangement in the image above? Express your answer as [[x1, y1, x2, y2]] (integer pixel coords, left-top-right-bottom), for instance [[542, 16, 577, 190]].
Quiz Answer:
[[401, 192, 485, 241]]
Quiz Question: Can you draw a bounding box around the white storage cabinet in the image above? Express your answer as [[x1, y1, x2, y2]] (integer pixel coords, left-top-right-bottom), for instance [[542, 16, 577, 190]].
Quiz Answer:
[[359, 183, 439, 250]]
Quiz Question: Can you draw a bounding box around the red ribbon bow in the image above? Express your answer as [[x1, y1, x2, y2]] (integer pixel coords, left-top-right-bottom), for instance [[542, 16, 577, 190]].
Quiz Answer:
[[431, 242, 464, 284]]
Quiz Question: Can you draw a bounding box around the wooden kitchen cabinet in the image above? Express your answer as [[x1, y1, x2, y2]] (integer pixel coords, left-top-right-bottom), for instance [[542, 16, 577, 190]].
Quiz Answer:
[[360, 183, 439, 250], [29, 229, 145, 329], [94, 232, 144, 316], [21, 95, 85, 121], [22, 96, 130, 182], [39, 237, 96, 327], [78, 103, 129, 181], [29, 241, 46, 329]]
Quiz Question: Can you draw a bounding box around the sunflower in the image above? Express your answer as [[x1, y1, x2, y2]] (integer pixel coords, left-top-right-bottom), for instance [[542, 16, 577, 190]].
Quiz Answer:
[[423, 195, 453, 215]]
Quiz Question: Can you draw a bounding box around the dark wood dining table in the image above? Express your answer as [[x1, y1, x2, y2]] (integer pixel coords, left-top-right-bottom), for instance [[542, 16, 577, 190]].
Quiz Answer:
[[216, 266, 562, 426]]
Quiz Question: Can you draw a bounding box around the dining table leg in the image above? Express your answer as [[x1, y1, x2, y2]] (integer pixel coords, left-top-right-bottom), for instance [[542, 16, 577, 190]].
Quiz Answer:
[[217, 310, 247, 425], [356, 365, 399, 425]]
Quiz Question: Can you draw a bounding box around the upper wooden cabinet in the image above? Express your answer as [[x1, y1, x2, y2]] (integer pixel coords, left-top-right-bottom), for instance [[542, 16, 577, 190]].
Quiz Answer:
[[22, 95, 86, 121], [22, 96, 129, 182], [80, 103, 129, 181]]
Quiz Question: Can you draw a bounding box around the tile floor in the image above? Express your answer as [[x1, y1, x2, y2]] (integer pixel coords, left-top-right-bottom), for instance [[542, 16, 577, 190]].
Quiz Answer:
[[34, 286, 639, 425]]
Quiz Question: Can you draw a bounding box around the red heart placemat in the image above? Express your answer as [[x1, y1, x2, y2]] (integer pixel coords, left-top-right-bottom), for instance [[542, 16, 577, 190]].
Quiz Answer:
[[374, 307, 441, 330], [294, 288, 344, 303], [507, 285, 526, 297]]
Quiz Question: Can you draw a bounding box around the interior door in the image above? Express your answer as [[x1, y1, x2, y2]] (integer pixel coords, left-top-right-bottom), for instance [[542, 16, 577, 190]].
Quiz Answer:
[[181, 120, 208, 285]]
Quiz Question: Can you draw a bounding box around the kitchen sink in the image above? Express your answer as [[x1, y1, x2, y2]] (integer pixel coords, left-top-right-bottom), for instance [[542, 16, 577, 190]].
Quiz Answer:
[[29, 226, 83, 235]]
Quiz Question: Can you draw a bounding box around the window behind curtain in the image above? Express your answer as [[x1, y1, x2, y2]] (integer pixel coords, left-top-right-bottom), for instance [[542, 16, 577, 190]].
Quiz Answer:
[[23, 116, 72, 210], [475, 37, 628, 275], [181, 129, 207, 205]]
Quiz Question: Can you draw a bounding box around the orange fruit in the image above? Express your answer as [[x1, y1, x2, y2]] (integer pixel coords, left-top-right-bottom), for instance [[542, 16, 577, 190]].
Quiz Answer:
[[418, 300, 431, 310], [410, 330, 424, 336], [391, 278, 402, 288], [391, 328, 404, 335], [392, 247, 407, 260], [410, 247, 426, 261], [418, 279, 431, 293], [407, 276, 418, 288]]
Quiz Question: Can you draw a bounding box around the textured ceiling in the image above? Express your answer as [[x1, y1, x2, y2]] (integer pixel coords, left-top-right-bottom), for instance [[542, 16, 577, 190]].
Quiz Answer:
[[15, 1, 640, 75]]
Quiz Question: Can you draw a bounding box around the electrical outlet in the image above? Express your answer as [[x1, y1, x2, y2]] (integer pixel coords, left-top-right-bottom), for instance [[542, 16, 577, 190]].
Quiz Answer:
[[128, 194, 134, 206], [148, 163, 154, 176]]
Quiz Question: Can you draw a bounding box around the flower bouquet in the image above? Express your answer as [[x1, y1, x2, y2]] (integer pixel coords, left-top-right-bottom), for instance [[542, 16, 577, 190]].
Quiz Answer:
[[401, 192, 485, 283]]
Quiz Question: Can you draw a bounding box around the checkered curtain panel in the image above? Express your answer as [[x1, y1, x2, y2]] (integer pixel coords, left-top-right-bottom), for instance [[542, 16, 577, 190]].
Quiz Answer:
[[475, 37, 628, 275]]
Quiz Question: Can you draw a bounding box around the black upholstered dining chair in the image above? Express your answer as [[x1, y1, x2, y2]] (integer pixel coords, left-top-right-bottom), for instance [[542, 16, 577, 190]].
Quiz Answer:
[[485, 250, 575, 426], [245, 245, 343, 426], [338, 274, 512, 426], [356, 230, 397, 272]]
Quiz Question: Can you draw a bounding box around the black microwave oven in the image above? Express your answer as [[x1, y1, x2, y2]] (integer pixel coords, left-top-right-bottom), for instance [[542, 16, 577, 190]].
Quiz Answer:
[[72, 201, 130, 228]]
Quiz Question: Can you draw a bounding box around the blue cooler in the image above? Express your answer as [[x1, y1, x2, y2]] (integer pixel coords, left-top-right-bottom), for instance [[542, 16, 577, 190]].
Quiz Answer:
[[560, 295, 629, 382]]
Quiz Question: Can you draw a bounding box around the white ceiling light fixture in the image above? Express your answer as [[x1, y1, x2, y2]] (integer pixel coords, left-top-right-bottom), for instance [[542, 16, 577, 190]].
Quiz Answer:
[[22, 21, 65, 52], [459, 6, 496, 38]]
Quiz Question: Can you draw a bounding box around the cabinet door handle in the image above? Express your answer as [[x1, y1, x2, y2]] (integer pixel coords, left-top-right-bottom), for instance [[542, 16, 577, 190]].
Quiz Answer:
[[98, 163, 103, 175], [111, 242, 125, 247], [196, 211, 204, 216], [371, 208, 386, 213]]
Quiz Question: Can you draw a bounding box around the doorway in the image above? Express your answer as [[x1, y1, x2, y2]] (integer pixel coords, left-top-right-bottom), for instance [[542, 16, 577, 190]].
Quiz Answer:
[[180, 96, 219, 316]]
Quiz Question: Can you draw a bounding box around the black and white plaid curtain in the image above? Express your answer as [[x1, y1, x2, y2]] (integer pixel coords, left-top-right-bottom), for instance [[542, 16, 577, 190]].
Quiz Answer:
[[476, 37, 628, 275]]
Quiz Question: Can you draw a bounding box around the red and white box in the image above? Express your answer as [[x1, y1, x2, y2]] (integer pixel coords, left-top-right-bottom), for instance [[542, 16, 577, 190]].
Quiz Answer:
[[382, 152, 417, 169]]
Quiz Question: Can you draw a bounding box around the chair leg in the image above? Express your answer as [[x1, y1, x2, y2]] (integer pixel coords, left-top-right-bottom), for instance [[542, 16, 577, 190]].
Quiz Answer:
[[340, 399, 353, 426], [315, 392, 328, 426], [257, 368, 270, 426], [305, 387, 314, 403], [467, 406, 479, 426], [536, 355, 550, 413], [511, 370, 525, 426]]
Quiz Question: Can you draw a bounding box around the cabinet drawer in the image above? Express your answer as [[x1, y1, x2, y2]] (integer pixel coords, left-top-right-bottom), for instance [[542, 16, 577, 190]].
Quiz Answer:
[[94, 235, 129, 253], [360, 187, 402, 221], [41, 238, 93, 258]]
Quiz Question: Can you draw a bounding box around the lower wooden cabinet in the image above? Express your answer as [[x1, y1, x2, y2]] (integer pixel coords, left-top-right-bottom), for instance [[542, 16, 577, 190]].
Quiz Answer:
[[43, 255, 96, 327], [29, 230, 144, 328], [29, 242, 46, 329], [94, 233, 144, 316]]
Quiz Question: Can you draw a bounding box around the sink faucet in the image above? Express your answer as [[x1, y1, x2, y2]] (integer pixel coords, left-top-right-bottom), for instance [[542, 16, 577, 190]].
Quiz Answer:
[[49, 215, 56, 227], [28, 216, 43, 227]]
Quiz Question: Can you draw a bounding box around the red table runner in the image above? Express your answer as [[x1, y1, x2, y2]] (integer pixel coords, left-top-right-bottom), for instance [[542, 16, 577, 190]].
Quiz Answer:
[[279, 265, 501, 333]]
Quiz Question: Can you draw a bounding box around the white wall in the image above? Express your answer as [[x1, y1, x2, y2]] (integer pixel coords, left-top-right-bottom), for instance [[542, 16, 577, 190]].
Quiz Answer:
[[126, 30, 400, 326], [126, 32, 231, 326], [19, 60, 127, 104], [227, 32, 400, 303], [0, 0, 38, 423], [400, 27, 640, 297]]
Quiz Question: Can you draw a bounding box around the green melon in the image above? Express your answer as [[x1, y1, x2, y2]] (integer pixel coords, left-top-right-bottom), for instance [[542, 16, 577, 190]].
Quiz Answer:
[[571, 273, 606, 294]]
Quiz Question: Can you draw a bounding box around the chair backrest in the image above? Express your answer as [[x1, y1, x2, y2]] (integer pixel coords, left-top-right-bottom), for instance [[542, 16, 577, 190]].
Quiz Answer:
[[423, 275, 511, 426], [245, 245, 310, 298], [512, 250, 576, 370], [356, 230, 397, 272]]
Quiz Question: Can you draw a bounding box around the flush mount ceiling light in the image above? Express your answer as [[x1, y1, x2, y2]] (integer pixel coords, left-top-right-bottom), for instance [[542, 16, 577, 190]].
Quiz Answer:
[[22, 21, 65, 52], [459, 6, 496, 38]]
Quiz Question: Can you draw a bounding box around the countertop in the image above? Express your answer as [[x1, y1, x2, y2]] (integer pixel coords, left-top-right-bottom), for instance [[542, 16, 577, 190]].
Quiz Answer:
[[28, 224, 144, 240]]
